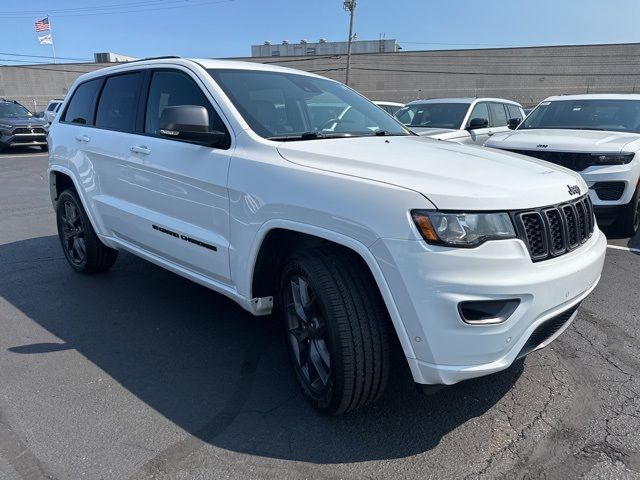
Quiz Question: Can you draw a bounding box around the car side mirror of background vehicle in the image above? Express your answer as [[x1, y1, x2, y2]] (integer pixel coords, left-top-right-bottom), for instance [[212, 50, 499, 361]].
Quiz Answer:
[[159, 105, 228, 148], [467, 117, 489, 130], [507, 118, 521, 130]]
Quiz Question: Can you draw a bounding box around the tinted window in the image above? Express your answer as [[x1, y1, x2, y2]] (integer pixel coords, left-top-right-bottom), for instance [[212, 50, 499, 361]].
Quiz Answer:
[[395, 103, 469, 129], [468, 102, 489, 125], [387, 105, 401, 115], [63, 79, 101, 125], [46, 102, 59, 112], [506, 104, 523, 121], [489, 103, 508, 127], [145, 70, 226, 136], [521, 99, 640, 133], [0, 103, 33, 118], [208, 69, 408, 138], [95, 73, 142, 131]]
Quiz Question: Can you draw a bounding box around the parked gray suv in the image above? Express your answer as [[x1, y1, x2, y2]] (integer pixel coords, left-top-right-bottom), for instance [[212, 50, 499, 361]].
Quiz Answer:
[[0, 100, 49, 151]]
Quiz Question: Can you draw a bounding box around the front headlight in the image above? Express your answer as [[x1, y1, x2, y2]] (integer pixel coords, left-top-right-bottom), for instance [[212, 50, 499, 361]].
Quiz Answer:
[[411, 211, 516, 247], [588, 153, 634, 166]]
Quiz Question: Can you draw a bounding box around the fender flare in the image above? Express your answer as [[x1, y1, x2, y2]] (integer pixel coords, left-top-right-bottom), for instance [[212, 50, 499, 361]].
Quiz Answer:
[[246, 219, 417, 359], [48, 166, 112, 246]]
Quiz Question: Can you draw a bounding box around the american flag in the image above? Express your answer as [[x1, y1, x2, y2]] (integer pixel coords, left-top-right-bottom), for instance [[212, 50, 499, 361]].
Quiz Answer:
[[35, 17, 50, 33]]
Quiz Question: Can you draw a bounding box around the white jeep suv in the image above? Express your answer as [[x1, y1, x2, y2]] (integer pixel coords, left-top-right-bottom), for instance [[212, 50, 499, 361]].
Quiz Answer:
[[395, 97, 525, 145], [48, 58, 606, 414], [486, 94, 640, 236]]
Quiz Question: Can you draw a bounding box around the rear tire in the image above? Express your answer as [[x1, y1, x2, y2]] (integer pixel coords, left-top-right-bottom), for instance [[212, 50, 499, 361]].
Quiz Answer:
[[614, 184, 640, 237], [56, 189, 118, 273], [279, 247, 390, 415]]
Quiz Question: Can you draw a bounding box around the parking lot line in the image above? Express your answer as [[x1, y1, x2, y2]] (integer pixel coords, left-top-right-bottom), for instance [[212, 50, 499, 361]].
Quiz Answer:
[[0, 154, 49, 159], [607, 244, 640, 253]]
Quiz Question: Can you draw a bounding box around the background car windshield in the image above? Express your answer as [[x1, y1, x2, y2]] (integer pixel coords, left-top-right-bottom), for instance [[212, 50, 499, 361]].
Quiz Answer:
[[521, 99, 640, 133], [395, 103, 469, 129], [207, 69, 409, 138], [0, 103, 32, 118]]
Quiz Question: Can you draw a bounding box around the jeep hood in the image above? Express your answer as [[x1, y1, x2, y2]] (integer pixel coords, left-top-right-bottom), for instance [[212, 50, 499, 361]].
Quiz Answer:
[[276, 135, 586, 210], [486, 128, 640, 152]]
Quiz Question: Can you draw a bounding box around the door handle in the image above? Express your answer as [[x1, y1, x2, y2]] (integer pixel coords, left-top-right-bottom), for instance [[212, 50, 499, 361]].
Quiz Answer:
[[130, 145, 151, 155], [487, 131, 494, 136], [75, 134, 90, 142]]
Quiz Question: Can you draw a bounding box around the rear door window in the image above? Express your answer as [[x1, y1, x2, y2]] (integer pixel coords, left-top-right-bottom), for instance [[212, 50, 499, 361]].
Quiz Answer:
[[489, 103, 508, 127], [95, 73, 143, 132], [62, 79, 102, 125]]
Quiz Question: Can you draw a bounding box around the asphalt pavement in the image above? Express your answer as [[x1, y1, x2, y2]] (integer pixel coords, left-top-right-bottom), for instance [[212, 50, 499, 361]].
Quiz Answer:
[[0, 149, 639, 479]]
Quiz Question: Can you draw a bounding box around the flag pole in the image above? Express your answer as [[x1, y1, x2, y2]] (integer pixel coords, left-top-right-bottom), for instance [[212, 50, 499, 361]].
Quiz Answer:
[[48, 16, 56, 64]]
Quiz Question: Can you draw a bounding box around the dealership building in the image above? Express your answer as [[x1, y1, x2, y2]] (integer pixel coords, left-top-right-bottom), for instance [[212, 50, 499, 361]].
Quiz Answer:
[[2, 41, 640, 111]]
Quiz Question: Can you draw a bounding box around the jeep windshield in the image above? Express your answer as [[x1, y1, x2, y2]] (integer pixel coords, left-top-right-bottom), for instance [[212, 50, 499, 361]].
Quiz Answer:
[[520, 99, 640, 134], [0, 103, 33, 119], [395, 103, 469, 129], [207, 69, 410, 140]]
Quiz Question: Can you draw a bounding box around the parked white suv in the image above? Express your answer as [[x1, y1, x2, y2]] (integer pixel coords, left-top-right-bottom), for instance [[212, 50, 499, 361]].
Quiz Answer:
[[395, 98, 525, 145], [486, 94, 640, 236], [48, 58, 606, 414], [44, 99, 64, 123]]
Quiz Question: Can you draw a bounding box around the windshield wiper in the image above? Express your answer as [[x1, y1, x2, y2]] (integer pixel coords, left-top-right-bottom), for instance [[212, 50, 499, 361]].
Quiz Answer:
[[266, 132, 355, 141]]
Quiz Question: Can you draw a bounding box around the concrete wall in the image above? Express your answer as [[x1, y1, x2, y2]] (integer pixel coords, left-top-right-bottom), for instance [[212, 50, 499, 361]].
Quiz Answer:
[[2, 42, 640, 111]]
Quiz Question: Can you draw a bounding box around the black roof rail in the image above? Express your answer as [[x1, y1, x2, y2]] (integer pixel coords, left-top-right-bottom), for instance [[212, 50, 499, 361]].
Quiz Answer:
[[125, 56, 183, 63]]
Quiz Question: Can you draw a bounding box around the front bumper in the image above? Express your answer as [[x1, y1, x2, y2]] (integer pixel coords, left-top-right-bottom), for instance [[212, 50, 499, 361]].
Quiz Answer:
[[581, 163, 639, 207], [370, 228, 606, 385]]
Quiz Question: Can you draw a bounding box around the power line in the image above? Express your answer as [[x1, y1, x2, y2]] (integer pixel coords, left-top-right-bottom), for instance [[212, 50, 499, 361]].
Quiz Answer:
[[0, 52, 90, 62], [0, 0, 234, 18]]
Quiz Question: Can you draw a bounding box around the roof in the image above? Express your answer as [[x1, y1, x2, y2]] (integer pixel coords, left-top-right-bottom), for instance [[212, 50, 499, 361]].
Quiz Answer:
[[406, 97, 522, 106], [74, 57, 327, 83], [543, 93, 640, 102]]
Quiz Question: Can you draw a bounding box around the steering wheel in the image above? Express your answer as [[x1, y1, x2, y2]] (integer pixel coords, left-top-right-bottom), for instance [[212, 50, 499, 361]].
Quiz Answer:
[[319, 117, 342, 131]]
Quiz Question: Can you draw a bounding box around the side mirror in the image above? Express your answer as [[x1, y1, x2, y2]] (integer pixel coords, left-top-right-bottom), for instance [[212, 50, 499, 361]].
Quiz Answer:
[[467, 117, 489, 130], [507, 118, 521, 130], [159, 105, 228, 147]]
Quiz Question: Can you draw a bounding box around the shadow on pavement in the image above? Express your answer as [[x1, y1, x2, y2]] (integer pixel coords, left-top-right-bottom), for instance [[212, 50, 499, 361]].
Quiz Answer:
[[0, 235, 524, 464]]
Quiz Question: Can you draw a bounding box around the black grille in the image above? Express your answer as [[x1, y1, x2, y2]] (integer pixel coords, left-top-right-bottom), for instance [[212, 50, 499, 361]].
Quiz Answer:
[[501, 149, 591, 171], [517, 304, 580, 360], [13, 127, 46, 135], [515, 195, 594, 262], [592, 182, 625, 201]]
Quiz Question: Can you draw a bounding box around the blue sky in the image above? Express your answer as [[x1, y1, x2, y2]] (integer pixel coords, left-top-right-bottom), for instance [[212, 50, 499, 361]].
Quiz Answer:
[[1, 0, 639, 64]]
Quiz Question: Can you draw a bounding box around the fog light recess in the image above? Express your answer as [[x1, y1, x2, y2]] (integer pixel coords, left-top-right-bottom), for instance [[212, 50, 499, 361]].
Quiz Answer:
[[458, 299, 520, 325]]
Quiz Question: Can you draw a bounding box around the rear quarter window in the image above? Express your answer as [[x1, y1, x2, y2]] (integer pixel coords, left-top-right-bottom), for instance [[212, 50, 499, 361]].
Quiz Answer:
[[62, 79, 102, 125]]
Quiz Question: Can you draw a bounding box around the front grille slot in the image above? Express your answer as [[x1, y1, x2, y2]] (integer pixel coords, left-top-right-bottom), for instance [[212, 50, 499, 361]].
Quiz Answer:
[[514, 195, 594, 262], [519, 212, 547, 259], [562, 204, 579, 247], [13, 127, 46, 135], [544, 208, 565, 255], [592, 182, 625, 201], [517, 304, 580, 360]]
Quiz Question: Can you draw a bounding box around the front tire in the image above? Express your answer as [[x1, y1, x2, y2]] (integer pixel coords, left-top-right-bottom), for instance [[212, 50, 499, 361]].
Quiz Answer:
[[279, 247, 390, 415], [614, 184, 640, 237], [56, 189, 118, 273]]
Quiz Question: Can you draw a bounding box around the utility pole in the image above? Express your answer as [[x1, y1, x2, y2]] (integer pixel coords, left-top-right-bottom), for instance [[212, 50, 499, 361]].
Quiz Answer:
[[344, 0, 356, 86]]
